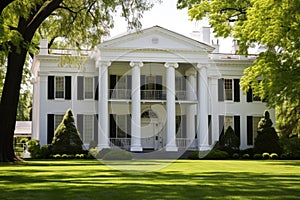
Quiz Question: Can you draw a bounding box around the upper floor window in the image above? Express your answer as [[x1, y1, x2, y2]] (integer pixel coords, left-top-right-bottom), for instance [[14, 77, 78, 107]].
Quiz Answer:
[[218, 78, 240, 102], [77, 76, 98, 100], [48, 76, 71, 100], [84, 77, 93, 99], [247, 88, 262, 102]]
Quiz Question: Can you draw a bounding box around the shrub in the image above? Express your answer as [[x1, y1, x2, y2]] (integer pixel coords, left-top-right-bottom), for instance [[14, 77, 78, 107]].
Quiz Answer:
[[232, 153, 240, 159], [262, 152, 270, 159], [253, 154, 262, 160], [51, 109, 83, 155], [61, 154, 68, 159], [88, 148, 99, 158], [219, 126, 240, 153], [187, 151, 200, 160], [75, 154, 84, 159], [53, 154, 61, 159], [240, 148, 254, 158], [270, 153, 278, 159], [96, 148, 111, 159], [40, 145, 51, 159], [205, 150, 229, 160], [102, 150, 133, 160], [242, 154, 250, 159], [89, 140, 98, 149], [280, 137, 300, 159], [27, 139, 41, 158]]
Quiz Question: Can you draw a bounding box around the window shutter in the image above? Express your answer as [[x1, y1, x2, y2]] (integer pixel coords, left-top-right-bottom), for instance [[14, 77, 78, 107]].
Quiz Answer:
[[94, 114, 98, 144], [219, 115, 224, 136], [110, 75, 117, 90], [247, 116, 253, 145], [126, 114, 131, 138], [47, 114, 54, 144], [208, 115, 212, 145], [48, 76, 54, 100], [77, 76, 84, 100], [195, 115, 198, 139], [127, 75, 132, 90], [77, 114, 84, 140], [247, 88, 253, 102], [65, 76, 71, 100], [218, 78, 224, 101], [94, 76, 99, 100], [140, 75, 146, 99], [234, 115, 241, 147], [182, 115, 187, 138], [110, 114, 116, 138], [234, 79, 240, 102]]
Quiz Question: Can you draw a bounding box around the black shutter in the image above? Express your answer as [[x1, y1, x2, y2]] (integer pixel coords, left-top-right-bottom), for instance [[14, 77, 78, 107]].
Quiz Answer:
[[77, 76, 84, 100], [208, 115, 212, 145], [234, 79, 240, 102], [219, 115, 224, 136], [247, 88, 253, 102], [65, 76, 71, 100], [141, 75, 146, 99], [234, 115, 241, 147], [110, 75, 117, 89], [94, 76, 99, 100], [77, 114, 84, 140], [247, 116, 253, 145], [110, 114, 116, 138], [195, 115, 198, 139], [94, 114, 98, 144], [218, 78, 224, 101], [47, 114, 54, 144], [182, 115, 187, 138], [126, 114, 131, 138], [48, 76, 54, 100], [127, 75, 132, 90]]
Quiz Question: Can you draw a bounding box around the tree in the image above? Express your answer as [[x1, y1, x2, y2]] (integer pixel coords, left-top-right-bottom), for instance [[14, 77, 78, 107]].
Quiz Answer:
[[254, 110, 282, 155], [0, 0, 156, 162], [51, 109, 83, 155], [178, 0, 300, 137], [219, 126, 240, 154]]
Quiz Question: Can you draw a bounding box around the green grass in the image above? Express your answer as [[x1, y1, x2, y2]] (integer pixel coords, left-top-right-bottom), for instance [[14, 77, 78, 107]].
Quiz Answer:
[[0, 159, 299, 200]]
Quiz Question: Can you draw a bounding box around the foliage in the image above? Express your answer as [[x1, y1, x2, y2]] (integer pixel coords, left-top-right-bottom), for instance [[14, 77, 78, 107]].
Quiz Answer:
[[27, 139, 40, 159], [187, 151, 201, 160], [253, 154, 262, 160], [96, 148, 111, 159], [40, 145, 51, 159], [242, 154, 250, 159], [88, 148, 99, 158], [204, 149, 229, 160], [179, 0, 300, 135], [262, 153, 270, 159], [51, 109, 83, 155], [232, 153, 239, 159], [270, 153, 278, 160], [219, 126, 240, 151], [279, 136, 300, 159], [254, 111, 282, 155], [102, 150, 133, 160], [240, 148, 254, 158]]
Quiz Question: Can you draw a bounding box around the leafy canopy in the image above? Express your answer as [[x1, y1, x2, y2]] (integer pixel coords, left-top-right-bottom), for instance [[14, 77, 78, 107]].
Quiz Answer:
[[178, 0, 300, 135]]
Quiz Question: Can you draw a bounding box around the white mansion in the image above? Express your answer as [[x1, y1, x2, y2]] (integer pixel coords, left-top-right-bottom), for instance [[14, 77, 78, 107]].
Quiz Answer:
[[31, 26, 275, 152]]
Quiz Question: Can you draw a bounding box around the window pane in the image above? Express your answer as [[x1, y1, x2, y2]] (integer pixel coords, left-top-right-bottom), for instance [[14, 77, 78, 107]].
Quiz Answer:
[[84, 115, 93, 143], [224, 79, 233, 101], [252, 116, 261, 143], [54, 115, 64, 131], [84, 77, 93, 99], [116, 115, 126, 138], [55, 77, 64, 98], [224, 116, 233, 131]]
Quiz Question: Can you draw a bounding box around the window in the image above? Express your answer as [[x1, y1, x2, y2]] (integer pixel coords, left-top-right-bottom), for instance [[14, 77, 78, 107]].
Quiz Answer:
[[247, 116, 261, 145], [247, 88, 262, 102], [55, 76, 64, 98], [48, 76, 71, 100], [83, 115, 93, 144], [218, 78, 240, 102], [176, 115, 186, 138], [219, 115, 241, 143], [224, 116, 233, 131], [109, 114, 131, 138], [47, 114, 64, 144], [54, 115, 64, 131], [224, 79, 233, 101], [84, 77, 93, 99]]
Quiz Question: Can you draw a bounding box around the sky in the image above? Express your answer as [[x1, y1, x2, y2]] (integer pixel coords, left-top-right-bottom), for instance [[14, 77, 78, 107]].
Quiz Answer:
[[110, 0, 234, 53]]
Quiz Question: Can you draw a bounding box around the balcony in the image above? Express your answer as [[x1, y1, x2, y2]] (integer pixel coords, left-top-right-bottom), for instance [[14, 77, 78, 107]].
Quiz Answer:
[[109, 89, 197, 101]]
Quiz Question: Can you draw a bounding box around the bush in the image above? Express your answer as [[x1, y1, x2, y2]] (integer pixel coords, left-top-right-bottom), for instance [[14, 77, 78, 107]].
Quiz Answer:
[[27, 139, 41, 158], [262, 152, 270, 159], [232, 153, 240, 159], [187, 151, 200, 160], [53, 154, 61, 159], [102, 150, 133, 160], [204, 150, 229, 160], [242, 154, 250, 159], [61, 154, 68, 159], [240, 148, 254, 158], [253, 154, 262, 160], [75, 154, 84, 159], [270, 153, 278, 159], [40, 145, 51, 159], [96, 148, 111, 159], [219, 126, 240, 153], [88, 148, 99, 158], [280, 137, 300, 159]]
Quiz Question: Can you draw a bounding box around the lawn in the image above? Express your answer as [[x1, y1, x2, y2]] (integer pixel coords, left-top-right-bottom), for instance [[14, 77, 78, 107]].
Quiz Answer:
[[0, 159, 299, 200]]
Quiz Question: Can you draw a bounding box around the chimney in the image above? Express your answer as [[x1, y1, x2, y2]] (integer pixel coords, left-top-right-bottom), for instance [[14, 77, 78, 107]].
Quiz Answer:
[[212, 39, 219, 53], [231, 39, 239, 54], [201, 27, 211, 45], [39, 39, 48, 55]]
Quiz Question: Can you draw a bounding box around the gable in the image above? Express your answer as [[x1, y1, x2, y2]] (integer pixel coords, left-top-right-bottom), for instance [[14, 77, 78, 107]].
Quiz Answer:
[[99, 26, 214, 52]]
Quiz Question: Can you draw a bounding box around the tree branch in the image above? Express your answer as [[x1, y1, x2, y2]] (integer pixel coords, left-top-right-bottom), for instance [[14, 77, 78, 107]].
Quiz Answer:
[[0, 0, 15, 15]]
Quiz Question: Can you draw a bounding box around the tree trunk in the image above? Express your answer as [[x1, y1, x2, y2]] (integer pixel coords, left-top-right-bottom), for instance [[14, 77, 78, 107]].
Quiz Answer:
[[0, 46, 28, 162]]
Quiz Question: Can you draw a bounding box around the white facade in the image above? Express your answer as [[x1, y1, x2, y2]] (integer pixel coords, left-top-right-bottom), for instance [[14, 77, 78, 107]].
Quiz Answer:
[[31, 26, 275, 151]]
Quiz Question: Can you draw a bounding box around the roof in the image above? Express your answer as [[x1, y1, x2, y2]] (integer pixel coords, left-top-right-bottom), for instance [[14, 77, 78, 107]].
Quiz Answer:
[[14, 121, 32, 137]]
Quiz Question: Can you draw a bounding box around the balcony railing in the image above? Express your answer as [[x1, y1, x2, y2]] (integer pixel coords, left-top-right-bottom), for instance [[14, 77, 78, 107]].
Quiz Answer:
[[110, 138, 131, 150], [109, 89, 197, 101]]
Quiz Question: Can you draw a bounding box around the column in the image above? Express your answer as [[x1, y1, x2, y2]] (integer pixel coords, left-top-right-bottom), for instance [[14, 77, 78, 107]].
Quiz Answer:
[[130, 61, 143, 152], [210, 76, 219, 145], [165, 62, 178, 151], [197, 64, 210, 151], [97, 61, 111, 150], [186, 70, 197, 146]]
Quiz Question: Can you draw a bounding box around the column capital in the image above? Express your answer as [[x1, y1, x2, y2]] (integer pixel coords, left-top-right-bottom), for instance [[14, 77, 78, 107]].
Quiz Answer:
[[130, 61, 143, 68], [164, 62, 178, 69], [185, 68, 197, 77], [196, 63, 208, 70], [96, 60, 111, 68]]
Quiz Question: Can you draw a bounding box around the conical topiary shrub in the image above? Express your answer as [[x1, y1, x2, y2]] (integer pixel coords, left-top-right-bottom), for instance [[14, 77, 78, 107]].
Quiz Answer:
[[219, 126, 240, 151], [51, 109, 83, 155]]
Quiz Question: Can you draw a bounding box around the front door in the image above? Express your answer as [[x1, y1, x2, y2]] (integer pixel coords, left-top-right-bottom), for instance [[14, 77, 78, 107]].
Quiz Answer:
[[141, 122, 155, 149]]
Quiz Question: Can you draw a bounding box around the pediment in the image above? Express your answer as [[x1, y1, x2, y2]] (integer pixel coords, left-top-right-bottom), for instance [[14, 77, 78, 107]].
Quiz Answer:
[[99, 26, 214, 53]]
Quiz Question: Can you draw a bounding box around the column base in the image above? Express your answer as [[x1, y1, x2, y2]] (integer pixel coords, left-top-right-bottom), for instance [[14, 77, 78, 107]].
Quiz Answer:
[[97, 144, 110, 150], [166, 146, 178, 152], [130, 146, 143, 152], [198, 145, 211, 151]]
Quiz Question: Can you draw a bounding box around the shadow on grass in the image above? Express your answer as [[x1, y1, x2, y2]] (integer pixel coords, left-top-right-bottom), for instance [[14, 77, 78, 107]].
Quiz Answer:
[[0, 160, 299, 200]]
